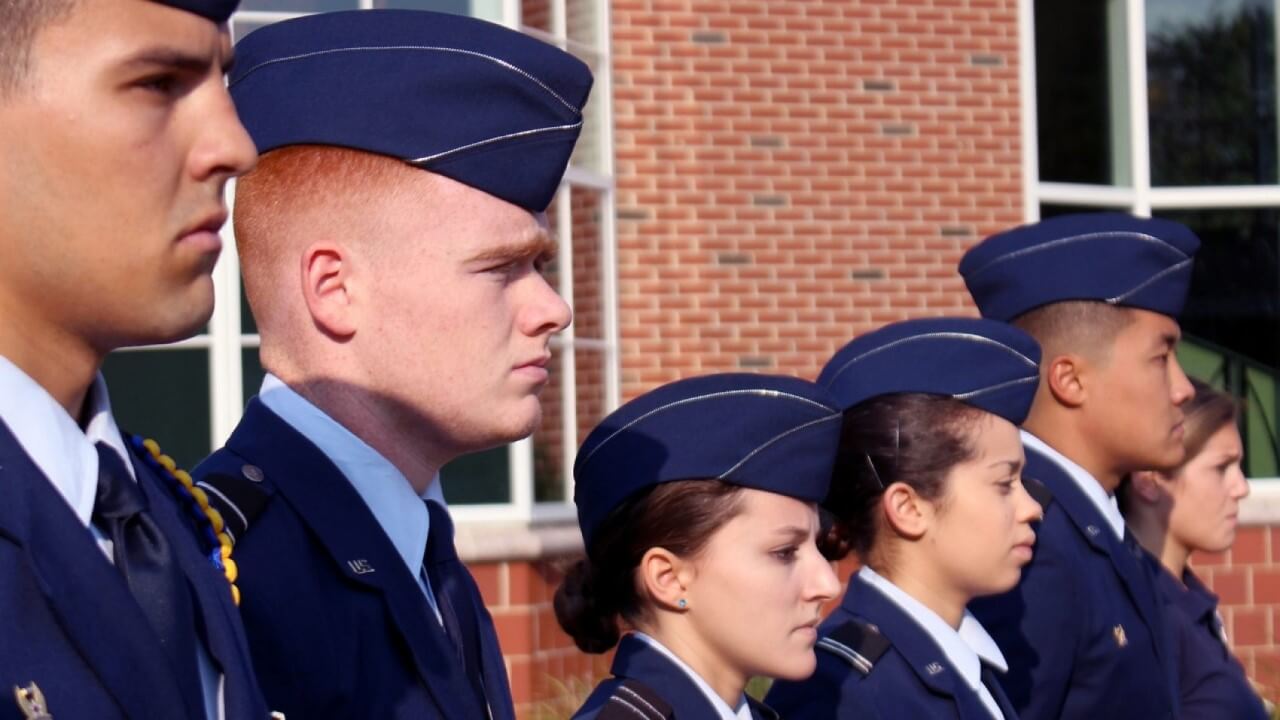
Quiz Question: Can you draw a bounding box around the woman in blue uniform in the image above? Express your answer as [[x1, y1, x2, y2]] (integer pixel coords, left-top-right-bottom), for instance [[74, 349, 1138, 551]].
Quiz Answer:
[[766, 317, 1044, 719], [1121, 379, 1268, 719], [558, 373, 844, 720]]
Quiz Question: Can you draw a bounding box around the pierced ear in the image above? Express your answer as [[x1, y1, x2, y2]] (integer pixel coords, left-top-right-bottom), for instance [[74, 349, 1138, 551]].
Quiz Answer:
[[881, 482, 929, 540], [1044, 354, 1087, 408], [637, 546, 692, 613], [300, 242, 356, 339]]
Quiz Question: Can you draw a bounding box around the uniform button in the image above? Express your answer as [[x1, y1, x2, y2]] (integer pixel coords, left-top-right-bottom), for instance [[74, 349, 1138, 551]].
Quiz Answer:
[[242, 464, 265, 483]]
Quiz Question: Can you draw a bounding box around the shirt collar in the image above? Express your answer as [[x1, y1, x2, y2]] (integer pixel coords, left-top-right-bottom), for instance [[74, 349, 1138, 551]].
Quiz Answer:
[[0, 356, 133, 528], [258, 374, 442, 577], [859, 567, 1008, 686], [1021, 429, 1125, 538], [631, 632, 752, 720]]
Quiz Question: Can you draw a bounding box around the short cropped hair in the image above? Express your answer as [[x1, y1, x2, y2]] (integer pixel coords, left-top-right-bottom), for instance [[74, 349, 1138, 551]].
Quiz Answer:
[[234, 145, 431, 333], [1012, 300, 1135, 365], [0, 0, 76, 96]]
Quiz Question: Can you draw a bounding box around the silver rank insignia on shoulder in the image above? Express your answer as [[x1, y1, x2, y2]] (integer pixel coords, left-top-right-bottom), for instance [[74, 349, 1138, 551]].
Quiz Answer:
[[1113, 624, 1128, 648], [347, 559, 375, 574], [14, 683, 52, 720], [925, 662, 944, 675]]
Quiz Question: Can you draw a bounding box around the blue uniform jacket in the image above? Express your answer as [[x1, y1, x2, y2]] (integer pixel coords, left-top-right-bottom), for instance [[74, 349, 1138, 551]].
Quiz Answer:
[[968, 444, 1178, 720], [766, 572, 1018, 720], [573, 634, 778, 720], [1149, 561, 1267, 720], [192, 399, 513, 720], [0, 420, 268, 720]]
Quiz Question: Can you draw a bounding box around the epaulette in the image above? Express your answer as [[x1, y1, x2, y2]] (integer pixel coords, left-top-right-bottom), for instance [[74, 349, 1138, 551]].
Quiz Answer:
[[747, 697, 780, 720], [816, 619, 891, 676], [1024, 476, 1054, 510], [597, 679, 673, 720], [197, 462, 275, 545]]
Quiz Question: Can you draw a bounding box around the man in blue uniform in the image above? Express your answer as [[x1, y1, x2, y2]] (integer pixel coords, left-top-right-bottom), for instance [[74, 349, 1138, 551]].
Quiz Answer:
[[191, 10, 592, 720], [0, 1, 266, 718], [961, 213, 1200, 720]]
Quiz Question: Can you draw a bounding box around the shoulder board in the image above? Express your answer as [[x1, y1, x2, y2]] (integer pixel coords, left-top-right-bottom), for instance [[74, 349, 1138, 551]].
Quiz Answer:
[[1023, 476, 1054, 510], [197, 464, 274, 545], [747, 696, 780, 720], [597, 679, 673, 720], [816, 619, 891, 676]]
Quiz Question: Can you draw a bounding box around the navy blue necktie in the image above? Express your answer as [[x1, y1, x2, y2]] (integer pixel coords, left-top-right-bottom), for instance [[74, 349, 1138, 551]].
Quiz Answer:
[[424, 501, 490, 714], [92, 442, 205, 719]]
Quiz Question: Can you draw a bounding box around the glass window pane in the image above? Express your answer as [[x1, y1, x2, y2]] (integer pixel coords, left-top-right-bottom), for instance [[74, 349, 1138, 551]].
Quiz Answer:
[[1158, 208, 1280, 369], [1147, 0, 1278, 186], [242, 346, 267, 401], [533, 350, 567, 502], [571, 187, 604, 340], [1039, 203, 1123, 219], [102, 350, 211, 469], [566, 0, 600, 49], [568, 49, 605, 175], [1035, 0, 1130, 185], [441, 447, 512, 504], [240, 276, 258, 335], [1244, 366, 1279, 476]]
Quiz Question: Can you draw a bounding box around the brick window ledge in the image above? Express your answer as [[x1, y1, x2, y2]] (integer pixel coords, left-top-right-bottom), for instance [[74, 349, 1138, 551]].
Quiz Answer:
[[1240, 481, 1280, 525]]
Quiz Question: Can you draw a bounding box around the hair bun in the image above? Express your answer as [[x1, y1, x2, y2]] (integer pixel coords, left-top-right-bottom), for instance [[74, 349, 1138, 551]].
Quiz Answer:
[[553, 559, 621, 654]]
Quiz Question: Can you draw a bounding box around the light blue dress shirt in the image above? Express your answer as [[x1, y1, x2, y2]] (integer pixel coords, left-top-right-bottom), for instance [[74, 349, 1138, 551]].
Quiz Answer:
[[1021, 429, 1125, 538], [258, 373, 446, 620]]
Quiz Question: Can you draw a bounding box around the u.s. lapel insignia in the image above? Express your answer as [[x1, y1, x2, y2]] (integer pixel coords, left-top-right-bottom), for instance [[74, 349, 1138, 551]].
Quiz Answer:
[[1112, 624, 1128, 648], [347, 559, 375, 575], [925, 662, 944, 675], [14, 683, 52, 720]]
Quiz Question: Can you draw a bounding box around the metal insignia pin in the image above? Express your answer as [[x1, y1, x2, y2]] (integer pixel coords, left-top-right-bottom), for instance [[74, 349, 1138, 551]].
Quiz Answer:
[[347, 559, 375, 575], [14, 683, 52, 720], [1085, 525, 1100, 537], [1112, 624, 1128, 648], [925, 662, 944, 675], [241, 464, 265, 483]]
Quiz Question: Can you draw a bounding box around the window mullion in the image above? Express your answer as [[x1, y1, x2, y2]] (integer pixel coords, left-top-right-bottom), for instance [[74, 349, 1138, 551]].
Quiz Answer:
[[1125, 0, 1151, 216]]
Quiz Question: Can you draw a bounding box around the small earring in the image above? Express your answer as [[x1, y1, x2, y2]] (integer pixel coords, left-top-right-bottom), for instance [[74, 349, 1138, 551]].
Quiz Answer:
[[677, 598, 688, 609]]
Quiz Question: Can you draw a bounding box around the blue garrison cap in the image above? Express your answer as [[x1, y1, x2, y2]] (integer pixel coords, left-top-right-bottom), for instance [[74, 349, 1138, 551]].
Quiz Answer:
[[959, 213, 1200, 322], [229, 10, 593, 213], [573, 373, 843, 548], [819, 317, 1041, 425], [153, 0, 237, 22]]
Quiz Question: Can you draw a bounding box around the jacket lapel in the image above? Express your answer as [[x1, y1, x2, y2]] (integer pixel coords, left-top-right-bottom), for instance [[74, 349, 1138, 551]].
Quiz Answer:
[[226, 400, 488, 719], [128, 444, 267, 719], [1024, 447, 1170, 667], [0, 421, 189, 720], [609, 635, 725, 718], [845, 575, 993, 720]]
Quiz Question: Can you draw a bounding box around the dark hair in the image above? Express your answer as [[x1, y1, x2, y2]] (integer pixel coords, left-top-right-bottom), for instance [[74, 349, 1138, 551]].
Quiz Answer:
[[0, 0, 76, 96], [820, 394, 983, 564], [1012, 300, 1134, 365], [1118, 379, 1240, 513], [554, 480, 745, 653]]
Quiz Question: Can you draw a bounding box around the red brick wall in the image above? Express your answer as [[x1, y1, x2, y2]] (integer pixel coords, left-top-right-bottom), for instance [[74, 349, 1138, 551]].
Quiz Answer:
[[1193, 526, 1280, 701], [613, 0, 1024, 390]]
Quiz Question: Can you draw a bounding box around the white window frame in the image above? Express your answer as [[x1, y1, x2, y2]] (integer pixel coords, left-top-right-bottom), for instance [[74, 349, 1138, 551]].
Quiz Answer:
[[1019, 0, 1280, 508], [121, 0, 618, 528]]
